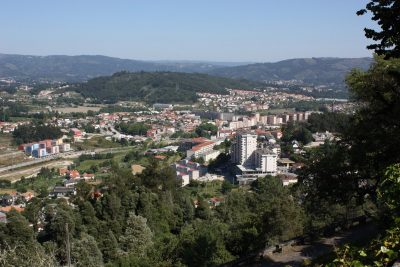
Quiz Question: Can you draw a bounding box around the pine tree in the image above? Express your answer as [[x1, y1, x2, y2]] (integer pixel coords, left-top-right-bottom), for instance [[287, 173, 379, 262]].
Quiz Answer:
[[119, 213, 153, 257]]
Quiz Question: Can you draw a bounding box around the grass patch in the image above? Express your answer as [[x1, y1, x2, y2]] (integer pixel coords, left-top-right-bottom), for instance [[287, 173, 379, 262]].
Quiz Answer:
[[184, 180, 223, 199], [0, 133, 14, 149], [9, 117, 32, 122], [76, 159, 108, 172], [112, 152, 130, 162], [0, 188, 18, 194], [53, 105, 102, 114], [75, 136, 122, 150], [12, 175, 64, 195], [0, 153, 27, 167]]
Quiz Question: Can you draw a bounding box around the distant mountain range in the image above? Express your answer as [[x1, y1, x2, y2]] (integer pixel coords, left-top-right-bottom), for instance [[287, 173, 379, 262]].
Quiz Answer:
[[0, 53, 373, 87], [209, 57, 373, 87], [0, 54, 247, 82]]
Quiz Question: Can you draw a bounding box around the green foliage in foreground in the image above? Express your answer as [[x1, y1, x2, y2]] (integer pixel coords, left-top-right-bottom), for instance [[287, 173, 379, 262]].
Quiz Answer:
[[330, 164, 400, 267], [0, 159, 305, 267], [296, 55, 400, 265], [357, 0, 400, 59], [306, 112, 350, 133]]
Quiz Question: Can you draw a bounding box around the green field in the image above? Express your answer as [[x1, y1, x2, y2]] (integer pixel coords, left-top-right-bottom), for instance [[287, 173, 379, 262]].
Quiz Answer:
[[9, 117, 32, 122], [53, 105, 103, 114], [184, 180, 223, 199], [76, 159, 108, 172], [75, 136, 122, 150]]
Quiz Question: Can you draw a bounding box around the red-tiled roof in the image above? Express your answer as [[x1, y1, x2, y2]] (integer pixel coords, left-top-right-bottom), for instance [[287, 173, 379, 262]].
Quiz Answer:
[[191, 137, 210, 143], [191, 141, 214, 152], [69, 170, 80, 178], [0, 206, 25, 212]]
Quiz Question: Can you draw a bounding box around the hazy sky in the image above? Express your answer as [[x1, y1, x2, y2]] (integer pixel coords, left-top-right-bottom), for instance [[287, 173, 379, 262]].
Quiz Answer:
[[1, 0, 375, 62]]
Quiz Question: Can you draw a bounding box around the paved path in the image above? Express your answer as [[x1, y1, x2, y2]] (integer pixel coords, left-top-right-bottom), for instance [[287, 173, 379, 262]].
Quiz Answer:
[[261, 223, 379, 267]]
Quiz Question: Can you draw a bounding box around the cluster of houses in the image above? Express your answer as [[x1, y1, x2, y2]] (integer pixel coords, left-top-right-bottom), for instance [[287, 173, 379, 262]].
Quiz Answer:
[[49, 168, 95, 198], [0, 191, 35, 217], [197, 89, 313, 113], [221, 111, 313, 131], [0, 121, 29, 134], [18, 138, 70, 158], [171, 159, 207, 186]]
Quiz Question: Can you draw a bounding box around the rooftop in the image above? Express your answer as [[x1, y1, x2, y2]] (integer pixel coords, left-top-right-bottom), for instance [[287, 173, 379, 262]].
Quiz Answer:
[[191, 141, 215, 152], [278, 158, 295, 164]]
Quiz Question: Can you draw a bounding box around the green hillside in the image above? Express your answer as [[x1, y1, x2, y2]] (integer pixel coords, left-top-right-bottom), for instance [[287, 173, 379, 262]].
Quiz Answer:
[[0, 53, 246, 82], [72, 71, 262, 103], [210, 57, 373, 87]]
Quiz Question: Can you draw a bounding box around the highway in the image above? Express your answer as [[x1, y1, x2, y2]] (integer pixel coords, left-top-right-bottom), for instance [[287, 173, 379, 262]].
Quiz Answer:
[[0, 146, 135, 174]]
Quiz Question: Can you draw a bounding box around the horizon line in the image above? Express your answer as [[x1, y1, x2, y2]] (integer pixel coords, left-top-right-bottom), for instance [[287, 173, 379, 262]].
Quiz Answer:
[[0, 52, 373, 65]]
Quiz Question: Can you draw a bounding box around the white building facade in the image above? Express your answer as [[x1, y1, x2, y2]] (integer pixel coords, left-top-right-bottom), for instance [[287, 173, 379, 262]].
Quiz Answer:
[[231, 133, 257, 167], [231, 132, 278, 184], [254, 149, 277, 175]]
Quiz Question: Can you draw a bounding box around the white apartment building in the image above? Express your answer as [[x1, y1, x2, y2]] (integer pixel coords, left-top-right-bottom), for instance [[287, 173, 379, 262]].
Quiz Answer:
[[186, 141, 218, 161], [254, 149, 277, 175], [231, 132, 279, 184], [231, 133, 258, 168], [172, 160, 204, 187]]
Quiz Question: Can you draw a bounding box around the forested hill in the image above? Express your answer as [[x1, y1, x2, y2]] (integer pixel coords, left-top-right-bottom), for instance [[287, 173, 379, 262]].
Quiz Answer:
[[209, 57, 373, 87], [71, 71, 262, 103], [0, 54, 372, 86], [0, 54, 244, 82]]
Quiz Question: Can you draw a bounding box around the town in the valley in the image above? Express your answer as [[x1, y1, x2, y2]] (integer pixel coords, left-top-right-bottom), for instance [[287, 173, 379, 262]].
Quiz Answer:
[[1, 0, 398, 265], [0, 82, 344, 215]]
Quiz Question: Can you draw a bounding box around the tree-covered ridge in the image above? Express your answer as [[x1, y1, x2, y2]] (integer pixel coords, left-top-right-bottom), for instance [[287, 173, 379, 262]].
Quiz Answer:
[[0, 54, 242, 82], [71, 71, 262, 103], [209, 57, 373, 87]]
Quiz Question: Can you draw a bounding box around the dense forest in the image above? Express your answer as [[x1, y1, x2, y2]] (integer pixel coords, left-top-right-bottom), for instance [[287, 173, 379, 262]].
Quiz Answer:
[[0, 159, 306, 266], [12, 124, 63, 145], [115, 122, 151, 136], [0, 102, 30, 122], [70, 71, 262, 103]]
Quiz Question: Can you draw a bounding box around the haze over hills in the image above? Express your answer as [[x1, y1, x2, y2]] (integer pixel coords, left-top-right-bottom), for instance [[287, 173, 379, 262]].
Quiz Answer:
[[0, 53, 372, 88], [71, 71, 262, 104], [0, 54, 246, 82], [209, 57, 373, 87]]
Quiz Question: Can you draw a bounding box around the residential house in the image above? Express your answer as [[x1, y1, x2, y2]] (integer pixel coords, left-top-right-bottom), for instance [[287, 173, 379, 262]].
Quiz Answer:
[[50, 186, 76, 198]]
